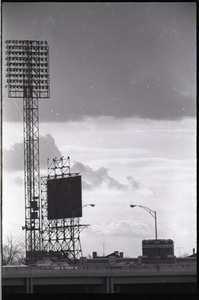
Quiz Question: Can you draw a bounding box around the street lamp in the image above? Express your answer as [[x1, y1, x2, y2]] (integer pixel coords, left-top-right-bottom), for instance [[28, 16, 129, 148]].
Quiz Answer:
[[130, 204, 158, 268], [83, 204, 95, 208], [72, 204, 95, 218]]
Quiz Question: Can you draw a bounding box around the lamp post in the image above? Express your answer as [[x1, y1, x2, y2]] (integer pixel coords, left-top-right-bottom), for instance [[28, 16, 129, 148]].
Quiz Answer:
[[130, 204, 158, 269]]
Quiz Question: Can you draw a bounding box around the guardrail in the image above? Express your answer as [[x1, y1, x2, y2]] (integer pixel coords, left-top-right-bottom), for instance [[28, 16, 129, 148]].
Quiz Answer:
[[3, 262, 197, 272]]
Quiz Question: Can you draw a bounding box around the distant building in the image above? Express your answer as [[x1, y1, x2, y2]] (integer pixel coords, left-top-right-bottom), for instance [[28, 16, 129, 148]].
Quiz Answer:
[[93, 251, 123, 259], [188, 248, 197, 258]]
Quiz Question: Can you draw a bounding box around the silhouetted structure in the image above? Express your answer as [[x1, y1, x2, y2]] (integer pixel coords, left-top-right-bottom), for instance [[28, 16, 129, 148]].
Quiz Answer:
[[142, 239, 175, 262], [41, 157, 88, 260], [5, 40, 50, 262]]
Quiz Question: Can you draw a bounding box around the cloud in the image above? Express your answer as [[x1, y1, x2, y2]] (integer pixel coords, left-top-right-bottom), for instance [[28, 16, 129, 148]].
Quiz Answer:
[[3, 3, 196, 122], [3, 142, 23, 172], [126, 176, 140, 190], [40, 134, 62, 169], [91, 219, 152, 238], [3, 139, 141, 192], [3, 134, 62, 172], [14, 176, 23, 185], [72, 161, 128, 191]]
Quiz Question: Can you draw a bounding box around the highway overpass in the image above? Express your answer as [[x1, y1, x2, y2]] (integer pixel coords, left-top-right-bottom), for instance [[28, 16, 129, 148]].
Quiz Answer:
[[2, 260, 197, 294]]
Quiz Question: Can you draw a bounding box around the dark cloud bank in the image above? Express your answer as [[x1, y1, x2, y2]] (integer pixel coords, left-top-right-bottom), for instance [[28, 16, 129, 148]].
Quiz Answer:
[[3, 2, 196, 122]]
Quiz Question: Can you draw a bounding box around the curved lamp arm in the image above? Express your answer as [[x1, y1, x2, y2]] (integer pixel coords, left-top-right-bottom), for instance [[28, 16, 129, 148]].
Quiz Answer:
[[130, 205, 155, 218], [83, 204, 95, 208]]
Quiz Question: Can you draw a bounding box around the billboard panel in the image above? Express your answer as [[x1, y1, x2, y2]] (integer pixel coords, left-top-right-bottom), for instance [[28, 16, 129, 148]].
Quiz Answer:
[[47, 176, 82, 220]]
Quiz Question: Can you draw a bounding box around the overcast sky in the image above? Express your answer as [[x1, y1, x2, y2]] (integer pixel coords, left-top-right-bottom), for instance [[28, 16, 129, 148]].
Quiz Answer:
[[2, 2, 196, 257]]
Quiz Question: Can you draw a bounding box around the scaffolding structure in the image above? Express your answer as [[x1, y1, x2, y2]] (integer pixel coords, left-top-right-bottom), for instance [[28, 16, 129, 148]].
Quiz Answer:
[[41, 157, 89, 260], [5, 40, 88, 262], [5, 40, 50, 261]]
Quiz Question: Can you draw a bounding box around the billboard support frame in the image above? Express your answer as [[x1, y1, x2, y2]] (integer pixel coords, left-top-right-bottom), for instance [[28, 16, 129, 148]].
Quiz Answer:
[[41, 156, 89, 261]]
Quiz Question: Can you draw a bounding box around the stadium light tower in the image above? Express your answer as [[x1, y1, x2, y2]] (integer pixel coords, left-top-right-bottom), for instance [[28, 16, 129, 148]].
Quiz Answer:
[[5, 40, 50, 262]]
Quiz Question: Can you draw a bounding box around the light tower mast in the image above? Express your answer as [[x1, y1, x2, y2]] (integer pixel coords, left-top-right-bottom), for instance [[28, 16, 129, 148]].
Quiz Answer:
[[5, 40, 50, 262]]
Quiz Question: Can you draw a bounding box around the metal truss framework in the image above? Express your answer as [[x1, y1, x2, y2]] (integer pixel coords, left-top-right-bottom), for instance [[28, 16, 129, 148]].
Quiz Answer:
[[24, 96, 41, 260], [41, 157, 89, 260], [5, 40, 50, 261]]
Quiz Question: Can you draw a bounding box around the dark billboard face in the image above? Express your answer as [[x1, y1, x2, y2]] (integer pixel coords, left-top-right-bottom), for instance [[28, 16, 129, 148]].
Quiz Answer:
[[47, 176, 82, 219]]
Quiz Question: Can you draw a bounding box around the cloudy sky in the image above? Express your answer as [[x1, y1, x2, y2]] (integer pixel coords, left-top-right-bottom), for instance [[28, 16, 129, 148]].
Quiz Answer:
[[2, 2, 196, 257]]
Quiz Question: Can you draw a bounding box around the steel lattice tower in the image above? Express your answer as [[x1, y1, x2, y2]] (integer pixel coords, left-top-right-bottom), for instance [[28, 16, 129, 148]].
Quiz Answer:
[[5, 40, 50, 261]]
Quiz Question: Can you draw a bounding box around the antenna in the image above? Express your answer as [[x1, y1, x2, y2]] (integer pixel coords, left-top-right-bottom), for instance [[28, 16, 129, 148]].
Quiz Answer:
[[176, 246, 183, 257]]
